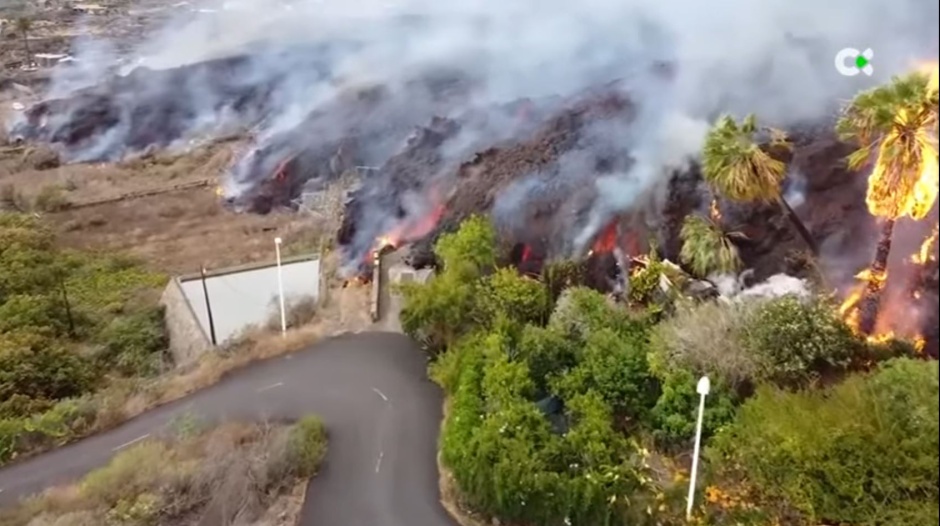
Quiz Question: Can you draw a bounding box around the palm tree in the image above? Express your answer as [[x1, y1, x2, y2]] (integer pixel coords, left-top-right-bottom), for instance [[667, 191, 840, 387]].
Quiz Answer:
[[702, 114, 819, 255], [16, 17, 32, 67], [679, 214, 742, 278], [836, 69, 939, 335]]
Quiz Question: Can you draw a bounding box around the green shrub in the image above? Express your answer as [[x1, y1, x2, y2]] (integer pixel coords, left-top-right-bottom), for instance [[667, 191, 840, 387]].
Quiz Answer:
[[94, 307, 168, 377], [709, 358, 939, 525], [287, 415, 328, 478], [551, 328, 657, 423], [515, 325, 577, 393], [477, 268, 551, 326], [741, 295, 862, 385], [648, 369, 738, 448], [549, 286, 647, 343], [81, 441, 169, 506], [400, 270, 479, 352], [648, 300, 758, 389], [0, 332, 98, 413]]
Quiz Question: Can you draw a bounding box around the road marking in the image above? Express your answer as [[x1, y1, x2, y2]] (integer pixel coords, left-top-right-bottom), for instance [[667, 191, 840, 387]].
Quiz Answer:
[[371, 387, 389, 402], [375, 451, 384, 473], [256, 381, 284, 393], [112, 434, 150, 451]]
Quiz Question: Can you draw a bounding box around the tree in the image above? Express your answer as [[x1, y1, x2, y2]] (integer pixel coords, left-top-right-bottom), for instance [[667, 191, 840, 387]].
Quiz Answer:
[[15, 17, 32, 67], [702, 114, 818, 255], [678, 214, 741, 277], [399, 270, 477, 351], [477, 268, 551, 326], [434, 215, 497, 276], [551, 328, 657, 424], [836, 70, 939, 334]]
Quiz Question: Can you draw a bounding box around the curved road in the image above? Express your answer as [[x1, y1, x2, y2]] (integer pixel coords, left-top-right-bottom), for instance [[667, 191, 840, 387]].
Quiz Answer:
[[0, 332, 456, 526]]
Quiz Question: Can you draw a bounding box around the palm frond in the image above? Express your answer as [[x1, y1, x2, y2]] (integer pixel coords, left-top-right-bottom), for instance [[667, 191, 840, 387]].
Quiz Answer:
[[679, 214, 742, 277], [841, 70, 940, 220], [702, 114, 787, 203]]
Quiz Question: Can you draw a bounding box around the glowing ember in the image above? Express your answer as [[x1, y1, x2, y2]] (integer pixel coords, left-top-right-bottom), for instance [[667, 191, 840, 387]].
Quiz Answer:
[[912, 224, 939, 265], [521, 244, 532, 262]]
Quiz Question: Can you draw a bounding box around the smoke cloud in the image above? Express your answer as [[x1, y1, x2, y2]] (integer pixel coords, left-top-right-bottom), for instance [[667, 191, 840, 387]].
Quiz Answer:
[[11, 0, 939, 263]]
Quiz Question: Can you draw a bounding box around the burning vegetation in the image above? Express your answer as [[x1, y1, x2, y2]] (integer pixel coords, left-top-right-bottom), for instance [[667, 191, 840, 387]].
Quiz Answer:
[[836, 62, 939, 351]]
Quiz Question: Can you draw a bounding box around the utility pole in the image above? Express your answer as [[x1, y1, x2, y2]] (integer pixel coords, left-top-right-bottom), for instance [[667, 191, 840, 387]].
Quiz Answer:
[[687, 375, 711, 520], [274, 237, 287, 336], [58, 271, 75, 338], [200, 266, 218, 346]]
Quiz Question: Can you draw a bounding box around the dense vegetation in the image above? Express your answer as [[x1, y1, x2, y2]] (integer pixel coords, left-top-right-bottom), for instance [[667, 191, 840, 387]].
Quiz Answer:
[[402, 212, 934, 525], [0, 212, 167, 463], [0, 415, 328, 526], [406, 68, 940, 522]]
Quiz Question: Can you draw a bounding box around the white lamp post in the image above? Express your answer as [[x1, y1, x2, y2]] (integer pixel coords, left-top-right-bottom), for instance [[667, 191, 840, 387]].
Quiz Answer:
[[274, 237, 287, 337], [686, 375, 711, 520]]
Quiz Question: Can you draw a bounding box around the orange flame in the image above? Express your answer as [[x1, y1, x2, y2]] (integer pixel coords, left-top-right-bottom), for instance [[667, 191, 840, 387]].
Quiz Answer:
[[912, 224, 939, 265], [369, 189, 445, 259]]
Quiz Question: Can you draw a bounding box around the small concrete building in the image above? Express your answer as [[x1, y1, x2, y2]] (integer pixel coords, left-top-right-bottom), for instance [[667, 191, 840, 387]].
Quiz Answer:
[[161, 254, 320, 365]]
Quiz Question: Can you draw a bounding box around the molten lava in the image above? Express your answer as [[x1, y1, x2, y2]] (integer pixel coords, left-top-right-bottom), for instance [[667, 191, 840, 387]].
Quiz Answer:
[[368, 190, 446, 260], [592, 220, 619, 254]]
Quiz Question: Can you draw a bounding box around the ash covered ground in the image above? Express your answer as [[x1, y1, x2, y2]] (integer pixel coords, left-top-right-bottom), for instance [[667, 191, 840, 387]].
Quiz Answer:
[[3, 0, 939, 348]]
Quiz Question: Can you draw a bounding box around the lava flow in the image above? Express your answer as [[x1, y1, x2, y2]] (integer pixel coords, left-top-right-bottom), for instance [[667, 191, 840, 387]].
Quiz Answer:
[[369, 189, 446, 262]]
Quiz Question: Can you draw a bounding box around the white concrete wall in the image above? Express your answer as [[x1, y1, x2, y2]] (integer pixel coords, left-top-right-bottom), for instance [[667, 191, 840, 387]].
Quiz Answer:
[[179, 258, 320, 345]]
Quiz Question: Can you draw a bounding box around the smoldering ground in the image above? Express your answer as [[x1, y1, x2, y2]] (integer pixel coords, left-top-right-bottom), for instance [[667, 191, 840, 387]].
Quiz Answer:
[[6, 0, 938, 269]]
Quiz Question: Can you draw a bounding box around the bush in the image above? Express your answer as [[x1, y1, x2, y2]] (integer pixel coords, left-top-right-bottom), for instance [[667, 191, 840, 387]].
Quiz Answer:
[[94, 307, 168, 377], [515, 325, 577, 394], [33, 184, 70, 212], [81, 441, 170, 506], [648, 300, 759, 389], [438, 330, 651, 526], [287, 415, 328, 478], [548, 286, 647, 343], [551, 328, 657, 423], [741, 295, 862, 385], [648, 368, 739, 448], [477, 268, 551, 326], [709, 358, 939, 525], [0, 332, 98, 415]]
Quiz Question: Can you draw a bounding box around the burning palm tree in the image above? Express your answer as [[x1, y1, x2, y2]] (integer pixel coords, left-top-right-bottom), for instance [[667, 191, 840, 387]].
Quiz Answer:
[[701, 113, 819, 255], [836, 66, 939, 335]]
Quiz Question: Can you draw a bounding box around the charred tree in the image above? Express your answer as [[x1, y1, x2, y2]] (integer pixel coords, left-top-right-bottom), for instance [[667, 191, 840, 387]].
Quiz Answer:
[[858, 218, 895, 335]]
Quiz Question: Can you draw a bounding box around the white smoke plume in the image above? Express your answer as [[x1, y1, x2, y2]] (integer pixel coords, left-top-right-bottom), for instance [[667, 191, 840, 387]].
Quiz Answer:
[[13, 0, 940, 263]]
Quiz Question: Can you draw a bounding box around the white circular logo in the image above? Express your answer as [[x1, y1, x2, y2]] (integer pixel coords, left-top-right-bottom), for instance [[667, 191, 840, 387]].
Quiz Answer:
[[835, 48, 874, 77]]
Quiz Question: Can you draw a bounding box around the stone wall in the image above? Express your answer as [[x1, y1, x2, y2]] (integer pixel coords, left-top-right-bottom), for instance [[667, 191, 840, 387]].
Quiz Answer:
[[160, 277, 213, 366]]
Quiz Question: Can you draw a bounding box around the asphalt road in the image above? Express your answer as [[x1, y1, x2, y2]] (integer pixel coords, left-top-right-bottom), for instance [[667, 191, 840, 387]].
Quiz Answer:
[[0, 331, 456, 526]]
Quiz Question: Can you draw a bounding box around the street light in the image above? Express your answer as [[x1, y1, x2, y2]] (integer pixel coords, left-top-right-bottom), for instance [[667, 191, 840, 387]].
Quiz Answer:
[[686, 375, 711, 520], [274, 237, 287, 337]]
